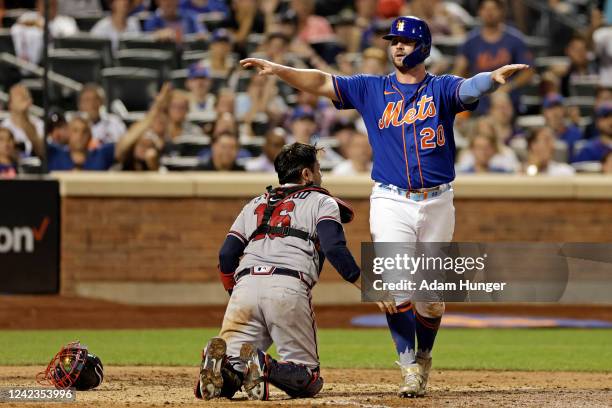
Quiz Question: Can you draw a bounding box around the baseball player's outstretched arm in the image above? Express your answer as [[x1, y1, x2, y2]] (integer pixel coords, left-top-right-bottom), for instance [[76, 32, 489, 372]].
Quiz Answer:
[[240, 58, 338, 101], [459, 64, 530, 104]]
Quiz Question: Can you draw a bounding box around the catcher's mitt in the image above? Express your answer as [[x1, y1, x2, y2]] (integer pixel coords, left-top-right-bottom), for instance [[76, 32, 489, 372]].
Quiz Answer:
[[36, 341, 104, 391]]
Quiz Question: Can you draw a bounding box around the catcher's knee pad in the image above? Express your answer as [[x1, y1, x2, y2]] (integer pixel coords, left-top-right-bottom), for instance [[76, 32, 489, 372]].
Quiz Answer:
[[415, 301, 445, 318], [266, 357, 323, 398]]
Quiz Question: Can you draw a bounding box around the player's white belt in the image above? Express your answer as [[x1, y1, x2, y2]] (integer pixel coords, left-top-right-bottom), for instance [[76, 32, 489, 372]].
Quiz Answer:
[[376, 182, 451, 201]]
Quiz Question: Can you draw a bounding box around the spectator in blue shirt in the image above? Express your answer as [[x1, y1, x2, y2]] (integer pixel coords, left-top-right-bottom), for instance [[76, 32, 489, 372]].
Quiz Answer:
[[46, 116, 138, 171], [572, 102, 612, 163], [453, 0, 534, 114], [179, 0, 229, 18], [542, 94, 583, 161], [144, 0, 206, 43]]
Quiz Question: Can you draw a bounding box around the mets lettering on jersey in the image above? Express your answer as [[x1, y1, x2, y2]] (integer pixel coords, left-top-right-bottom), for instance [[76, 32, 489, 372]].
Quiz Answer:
[[332, 73, 478, 190]]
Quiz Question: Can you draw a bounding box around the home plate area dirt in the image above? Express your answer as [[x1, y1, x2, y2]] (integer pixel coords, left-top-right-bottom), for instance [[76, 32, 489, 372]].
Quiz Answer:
[[1, 366, 611, 408]]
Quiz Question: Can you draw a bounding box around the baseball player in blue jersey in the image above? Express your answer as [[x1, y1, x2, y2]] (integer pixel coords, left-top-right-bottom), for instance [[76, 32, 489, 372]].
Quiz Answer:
[[241, 16, 528, 398]]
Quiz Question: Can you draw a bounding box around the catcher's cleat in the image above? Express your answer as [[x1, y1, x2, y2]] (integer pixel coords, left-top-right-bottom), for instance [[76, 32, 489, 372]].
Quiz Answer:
[[396, 362, 425, 398], [416, 355, 432, 395], [240, 343, 269, 401], [197, 337, 227, 400]]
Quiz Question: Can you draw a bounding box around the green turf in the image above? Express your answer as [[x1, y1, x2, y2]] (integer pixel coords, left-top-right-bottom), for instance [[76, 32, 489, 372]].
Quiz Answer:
[[1, 328, 610, 371]]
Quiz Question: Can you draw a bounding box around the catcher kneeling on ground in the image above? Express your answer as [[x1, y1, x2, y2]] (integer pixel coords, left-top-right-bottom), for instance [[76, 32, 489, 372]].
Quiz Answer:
[[195, 142, 365, 401]]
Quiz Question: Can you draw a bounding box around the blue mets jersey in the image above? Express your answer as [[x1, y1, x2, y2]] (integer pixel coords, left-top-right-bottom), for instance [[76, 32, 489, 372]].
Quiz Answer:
[[332, 72, 477, 189]]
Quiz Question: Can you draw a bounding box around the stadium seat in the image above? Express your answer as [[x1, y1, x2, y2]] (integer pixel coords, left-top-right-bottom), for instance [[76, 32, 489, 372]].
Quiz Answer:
[[569, 76, 600, 97], [250, 113, 269, 137], [565, 96, 596, 116], [160, 156, 199, 171], [102, 67, 158, 112], [170, 69, 188, 89], [553, 139, 569, 163], [198, 12, 227, 31], [182, 50, 208, 67], [432, 35, 463, 56], [74, 14, 105, 32], [0, 28, 20, 88], [183, 34, 209, 52], [171, 135, 211, 157], [49, 48, 103, 84], [19, 156, 43, 174], [525, 36, 549, 58], [534, 56, 569, 74], [116, 48, 174, 86], [236, 71, 252, 92], [310, 40, 345, 64], [571, 161, 602, 173], [55, 35, 113, 66], [209, 73, 228, 94], [187, 111, 217, 128], [246, 33, 265, 55], [119, 37, 179, 67]]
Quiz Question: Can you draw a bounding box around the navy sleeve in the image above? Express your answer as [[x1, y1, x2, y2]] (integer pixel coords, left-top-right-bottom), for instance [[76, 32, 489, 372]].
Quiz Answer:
[[218, 235, 246, 274], [316, 219, 360, 283], [331, 74, 369, 111]]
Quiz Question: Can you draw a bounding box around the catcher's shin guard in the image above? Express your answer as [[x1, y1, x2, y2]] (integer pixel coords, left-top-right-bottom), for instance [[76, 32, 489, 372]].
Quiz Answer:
[[266, 356, 323, 398]]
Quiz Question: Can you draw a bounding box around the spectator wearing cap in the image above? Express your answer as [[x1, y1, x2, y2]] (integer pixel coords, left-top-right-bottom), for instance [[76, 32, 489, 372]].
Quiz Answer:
[[0, 84, 44, 159], [542, 94, 582, 160], [209, 29, 234, 77], [0, 128, 18, 179], [91, 0, 141, 55], [196, 132, 245, 171], [10, 0, 77, 66], [179, 0, 229, 17], [77, 83, 127, 146], [524, 127, 575, 176], [144, 0, 207, 43], [330, 121, 356, 158], [593, 16, 612, 86], [245, 127, 286, 172], [186, 63, 215, 113], [453, 0, 534, 115], [332, 131, 373, 175], [572, 102, 612, 163], [46, 111, 68, 145], [457, 133, 514, 174]]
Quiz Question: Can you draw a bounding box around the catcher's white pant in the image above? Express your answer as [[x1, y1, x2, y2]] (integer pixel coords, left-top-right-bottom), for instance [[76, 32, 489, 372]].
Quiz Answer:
[[219, 274, 319, 369], [369, 183, 455, 309]]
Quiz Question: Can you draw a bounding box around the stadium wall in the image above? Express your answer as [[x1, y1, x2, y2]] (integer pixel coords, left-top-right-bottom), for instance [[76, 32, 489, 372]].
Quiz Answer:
[[54, 173, 612, 304]]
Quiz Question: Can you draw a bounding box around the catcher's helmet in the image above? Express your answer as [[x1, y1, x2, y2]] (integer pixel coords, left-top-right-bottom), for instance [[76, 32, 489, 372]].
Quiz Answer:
[[37, 341, 104, 391], [382, 16, 431, 68]]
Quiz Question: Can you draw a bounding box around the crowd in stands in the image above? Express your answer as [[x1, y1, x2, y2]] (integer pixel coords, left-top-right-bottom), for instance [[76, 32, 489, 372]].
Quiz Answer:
[[0, 0, 611, 179]]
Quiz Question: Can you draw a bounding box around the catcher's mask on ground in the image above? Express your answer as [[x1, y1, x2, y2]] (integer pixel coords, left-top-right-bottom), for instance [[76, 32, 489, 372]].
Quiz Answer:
[[37, 341, 104, 390]]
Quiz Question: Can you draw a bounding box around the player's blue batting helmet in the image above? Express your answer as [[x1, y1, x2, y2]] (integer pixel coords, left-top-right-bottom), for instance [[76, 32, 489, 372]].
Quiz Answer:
[[382, 16, 431, 68]]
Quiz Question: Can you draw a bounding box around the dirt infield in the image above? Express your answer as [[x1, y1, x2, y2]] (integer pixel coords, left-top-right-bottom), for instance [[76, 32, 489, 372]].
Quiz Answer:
[[2, 295, 612, 329], [1, 366, 611, 408]]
